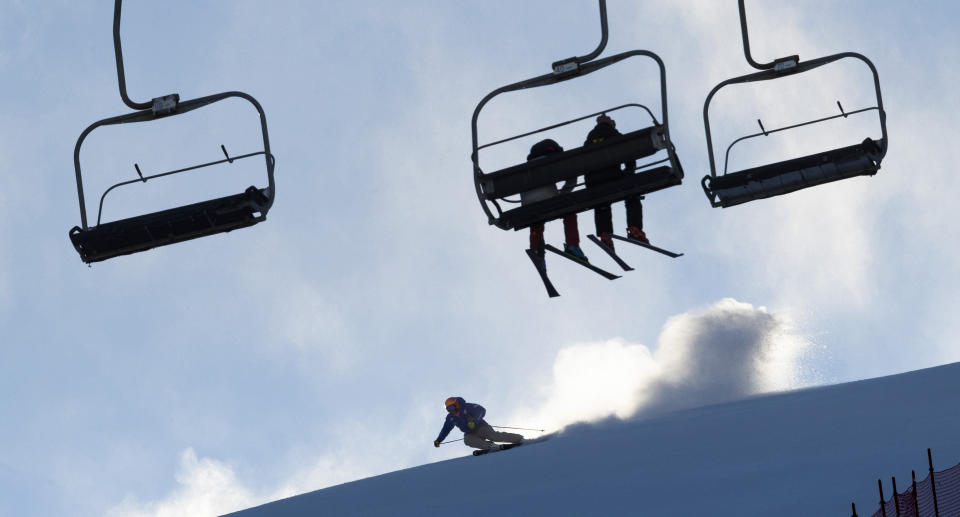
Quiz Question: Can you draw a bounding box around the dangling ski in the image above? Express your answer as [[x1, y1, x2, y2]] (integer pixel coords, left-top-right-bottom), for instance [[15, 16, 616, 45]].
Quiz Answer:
[[525, 249, 560, 298], [544, 244, 620, 280], [587, 234, 634, 271], [608, 233, 684, 258]]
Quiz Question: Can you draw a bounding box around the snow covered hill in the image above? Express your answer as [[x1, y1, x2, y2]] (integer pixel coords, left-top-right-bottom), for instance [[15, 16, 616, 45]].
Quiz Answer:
[[225, 362, 960, 516]]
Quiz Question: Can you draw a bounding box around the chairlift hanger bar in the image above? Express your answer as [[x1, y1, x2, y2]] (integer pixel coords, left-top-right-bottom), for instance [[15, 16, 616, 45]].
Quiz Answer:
[[739, 0, 798, 71], [113, 0, 178, 113], [552, 0, 608, 75]]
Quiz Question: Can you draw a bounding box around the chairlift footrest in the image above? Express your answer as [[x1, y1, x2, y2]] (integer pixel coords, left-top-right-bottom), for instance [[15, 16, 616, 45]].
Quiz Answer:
[[69, 187, 270, 263], [704, 139, 882, 208]]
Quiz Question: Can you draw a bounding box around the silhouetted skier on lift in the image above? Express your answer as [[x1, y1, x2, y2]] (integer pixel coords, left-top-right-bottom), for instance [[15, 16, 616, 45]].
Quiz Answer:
[[523, 138, 586, 271], [585, 114, 648, 249], [433, 397, 524, 452]]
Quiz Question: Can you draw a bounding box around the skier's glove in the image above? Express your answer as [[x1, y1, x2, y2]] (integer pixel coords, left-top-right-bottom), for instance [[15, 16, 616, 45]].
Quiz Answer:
[[467, 421, 476, 430], [433, 440, 440, 448]]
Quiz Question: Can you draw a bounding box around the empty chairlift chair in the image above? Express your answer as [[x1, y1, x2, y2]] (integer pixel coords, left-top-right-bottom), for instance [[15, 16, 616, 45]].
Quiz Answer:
[[471, 0, 683, 233], [68, 0, 276, 263], [700, 0, 887, 209]]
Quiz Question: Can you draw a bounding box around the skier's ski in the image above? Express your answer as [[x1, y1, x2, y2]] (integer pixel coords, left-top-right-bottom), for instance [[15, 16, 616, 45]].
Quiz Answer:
[[587, 234, 634, 271], [471, 435, 551, 456], [544, 244, 620, 280], [473, 443, 519, 456], [526, 249, 560, 298], [608, 233, 684, 258]]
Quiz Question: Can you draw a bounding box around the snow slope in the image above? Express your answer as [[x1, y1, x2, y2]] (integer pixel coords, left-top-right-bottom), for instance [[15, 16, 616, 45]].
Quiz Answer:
[[226, 362, 960, 516]]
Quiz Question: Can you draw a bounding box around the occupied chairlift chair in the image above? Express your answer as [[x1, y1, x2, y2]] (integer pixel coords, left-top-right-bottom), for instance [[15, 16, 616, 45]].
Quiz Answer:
[[470, 0, 683, 234], [69, 0, 276, 263], [701, 0, 887, 208]]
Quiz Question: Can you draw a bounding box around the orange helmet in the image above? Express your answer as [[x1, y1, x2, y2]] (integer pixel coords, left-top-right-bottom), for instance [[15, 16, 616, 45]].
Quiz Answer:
[[445, 397, 462, 414]]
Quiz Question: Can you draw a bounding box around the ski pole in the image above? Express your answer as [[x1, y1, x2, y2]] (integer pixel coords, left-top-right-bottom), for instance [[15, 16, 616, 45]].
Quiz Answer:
[[492, 425, 545, 432], [440, 438, 463, 445]]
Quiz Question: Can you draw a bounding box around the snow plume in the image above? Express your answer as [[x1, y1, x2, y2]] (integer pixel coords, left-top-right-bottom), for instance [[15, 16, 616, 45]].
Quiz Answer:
[[518, 299, 815, 433], [641, 299, 813, 415]]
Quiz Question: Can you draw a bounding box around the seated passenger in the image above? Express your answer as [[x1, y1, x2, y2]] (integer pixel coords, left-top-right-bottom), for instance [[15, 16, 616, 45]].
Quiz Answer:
[[523, 138, 586, 271], [584, 114, 649, 247]]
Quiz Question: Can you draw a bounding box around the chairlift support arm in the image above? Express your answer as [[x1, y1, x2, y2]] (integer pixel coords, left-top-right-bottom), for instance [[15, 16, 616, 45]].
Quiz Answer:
[[551, 0, 609, 76], [738, 0, 798, 72]]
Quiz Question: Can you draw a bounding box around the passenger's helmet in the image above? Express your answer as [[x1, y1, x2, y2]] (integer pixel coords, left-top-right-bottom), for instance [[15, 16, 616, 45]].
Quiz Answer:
[[596, 113, 616, 128], [527, 138, 563, 160]]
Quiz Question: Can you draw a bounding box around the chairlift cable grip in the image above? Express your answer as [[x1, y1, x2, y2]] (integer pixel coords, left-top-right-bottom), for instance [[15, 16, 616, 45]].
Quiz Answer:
[[552, 0, 609, 77]]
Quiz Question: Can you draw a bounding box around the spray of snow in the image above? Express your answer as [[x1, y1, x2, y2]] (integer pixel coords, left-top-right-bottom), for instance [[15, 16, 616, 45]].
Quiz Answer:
[[514, 299, 815, 433]]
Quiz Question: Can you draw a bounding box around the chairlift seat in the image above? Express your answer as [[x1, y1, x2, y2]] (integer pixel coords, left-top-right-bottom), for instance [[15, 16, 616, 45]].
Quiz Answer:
[[497, 164, 681, 230], [69, 186, 270, 263], [704, 138, 882, 208], [479, 126, 663, 200]]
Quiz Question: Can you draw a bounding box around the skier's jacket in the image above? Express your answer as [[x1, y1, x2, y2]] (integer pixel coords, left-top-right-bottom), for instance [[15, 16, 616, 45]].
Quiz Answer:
[[584, 122, 636, 185], [521, 139, 574, 206], [435, 398, 488, 442]]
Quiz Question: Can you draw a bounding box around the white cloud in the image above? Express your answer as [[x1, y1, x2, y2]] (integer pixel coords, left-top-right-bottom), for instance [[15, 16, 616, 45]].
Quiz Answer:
[[104, 419, 428, 517], [106, 449, 259, 517], [104, 447, 398, 517]]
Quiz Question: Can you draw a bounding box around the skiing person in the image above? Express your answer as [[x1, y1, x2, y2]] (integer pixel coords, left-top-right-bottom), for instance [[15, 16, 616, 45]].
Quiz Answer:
[[522, 138, 587, 270], [584, 113, 648, 249], [433, 397, 524, 451]]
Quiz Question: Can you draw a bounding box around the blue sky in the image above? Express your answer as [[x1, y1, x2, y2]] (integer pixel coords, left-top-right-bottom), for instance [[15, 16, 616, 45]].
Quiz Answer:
[[1, 1, 959, 516]]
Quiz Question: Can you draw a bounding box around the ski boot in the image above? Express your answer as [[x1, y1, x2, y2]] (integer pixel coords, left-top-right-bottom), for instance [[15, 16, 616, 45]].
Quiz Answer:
[[564, 243, 588, 262], [598, 233, 615, 251], [627, 226, 649, 244]]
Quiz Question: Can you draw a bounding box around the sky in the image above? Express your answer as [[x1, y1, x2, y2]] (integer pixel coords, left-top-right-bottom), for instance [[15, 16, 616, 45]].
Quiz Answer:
[[1, 1, 958, 516]]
